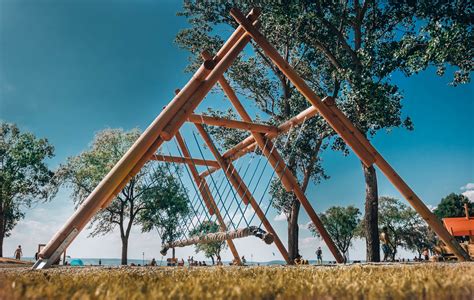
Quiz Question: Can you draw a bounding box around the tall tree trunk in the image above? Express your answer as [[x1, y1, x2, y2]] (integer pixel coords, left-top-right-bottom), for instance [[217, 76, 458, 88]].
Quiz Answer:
[[363, 164, 380, 262], [288, 197, 300, 261], [210, 255, 215, 265], [121, 236, 128, 265], [0, 209, 4, 257]]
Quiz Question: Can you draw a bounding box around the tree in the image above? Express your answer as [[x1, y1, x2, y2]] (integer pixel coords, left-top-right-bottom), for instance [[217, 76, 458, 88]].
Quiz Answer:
[[378, 196, 421, 260], [0, 122, 57, 257], [433, 193, 473, 219], [59, 128, 186, 265], [189, 220, 226, 265], [403, 216, 437, 259], [309, 206, 361, 262], [138, 166, 190, 247], [176, 1, 473, 262]]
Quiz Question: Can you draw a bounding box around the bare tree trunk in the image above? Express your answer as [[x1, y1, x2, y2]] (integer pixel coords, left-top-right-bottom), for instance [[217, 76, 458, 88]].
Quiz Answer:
[[363, 164, 380, 262], [121, 236, 128, 265], [288, 197, 300, 262], [210, 255, 215, 265], [0, 208, 4, 257]]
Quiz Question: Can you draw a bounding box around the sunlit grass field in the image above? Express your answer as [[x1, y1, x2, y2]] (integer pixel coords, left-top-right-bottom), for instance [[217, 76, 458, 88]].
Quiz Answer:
[[1, 263, 473, 299]]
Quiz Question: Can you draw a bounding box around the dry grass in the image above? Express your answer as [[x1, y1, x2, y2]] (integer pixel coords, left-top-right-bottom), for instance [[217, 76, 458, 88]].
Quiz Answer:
[[0, 263, 473, 299]]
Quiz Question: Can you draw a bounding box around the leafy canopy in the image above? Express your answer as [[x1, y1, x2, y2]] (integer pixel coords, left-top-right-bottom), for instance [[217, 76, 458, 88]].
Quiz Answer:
[[58, 128, 189, 242], [0, 122, 57, 239], [138, 165, 190, 245], [433, 193, 472, 219], [189, 220, 226, 261], [377, 196, 433, 260], [309, 205, 361, 260]]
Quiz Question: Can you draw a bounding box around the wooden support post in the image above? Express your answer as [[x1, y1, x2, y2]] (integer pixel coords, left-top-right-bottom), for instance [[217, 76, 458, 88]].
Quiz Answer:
[[202, 59, 344, 262], [194, 123, 291, 264], [322, 98, 471, 261], [36, 10, 261, 269], [150, 154, 220, 168], [188, 114, 279, 134], [175, 132, 241, 264], [231, 8, 469, 261]]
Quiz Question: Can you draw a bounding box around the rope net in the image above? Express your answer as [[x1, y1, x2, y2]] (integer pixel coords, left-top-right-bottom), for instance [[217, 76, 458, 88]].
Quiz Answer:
[[151, 119, 307, 253]]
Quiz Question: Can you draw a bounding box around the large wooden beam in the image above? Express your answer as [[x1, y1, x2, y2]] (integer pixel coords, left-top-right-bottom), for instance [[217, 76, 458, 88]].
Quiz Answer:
[[35, 9, 261, 270], [150, 154, 220, 168], [188, 114, 279, 134], [194, 123, 291, 264], [201, 57, 344, 262], [231, 8, 470, 262], [175, 132, 242, 264]]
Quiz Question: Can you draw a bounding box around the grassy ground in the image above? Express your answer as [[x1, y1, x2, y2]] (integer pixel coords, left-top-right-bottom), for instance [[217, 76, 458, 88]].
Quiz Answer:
[[0, 263, 473, 299]]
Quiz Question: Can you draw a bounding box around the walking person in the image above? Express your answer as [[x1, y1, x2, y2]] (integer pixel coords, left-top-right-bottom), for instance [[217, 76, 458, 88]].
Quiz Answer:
[[316, 247, 323, 265], [14, 245, 23, 260]]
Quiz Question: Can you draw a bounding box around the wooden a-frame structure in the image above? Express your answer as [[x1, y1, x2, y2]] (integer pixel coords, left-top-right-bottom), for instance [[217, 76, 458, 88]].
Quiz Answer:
[[33, 8, 470, 269]]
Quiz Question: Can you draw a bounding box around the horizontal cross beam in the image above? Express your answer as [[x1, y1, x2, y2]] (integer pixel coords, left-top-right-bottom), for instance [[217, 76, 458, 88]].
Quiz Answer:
[[187, 114, 279, 134], [150, 154, 220, 168], [199, 105, 319, 177]]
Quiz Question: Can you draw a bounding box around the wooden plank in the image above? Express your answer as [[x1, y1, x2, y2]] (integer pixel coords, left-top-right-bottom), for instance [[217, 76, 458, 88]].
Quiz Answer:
[[150, 154, 220, 168], [188, 114, 279, 134], [198, 106, 318, 178]]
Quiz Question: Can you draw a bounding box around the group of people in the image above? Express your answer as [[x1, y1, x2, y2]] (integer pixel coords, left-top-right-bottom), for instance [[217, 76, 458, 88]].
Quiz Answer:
[[187, 256, 209, 266]]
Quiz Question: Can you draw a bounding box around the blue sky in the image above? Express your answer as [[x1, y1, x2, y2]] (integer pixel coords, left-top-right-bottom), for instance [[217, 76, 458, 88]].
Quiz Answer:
[[1, 0, 473, 262]]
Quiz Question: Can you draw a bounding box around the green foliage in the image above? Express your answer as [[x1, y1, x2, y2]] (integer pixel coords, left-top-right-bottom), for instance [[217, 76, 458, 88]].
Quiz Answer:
[[138, 165, 190, 245], [403, 220, 437, 258], [309, 206, 361, 261], [433, 193, 472, 219], [58, 128, 189, 262], [377, 196, 432, 260], [189, 220, 226, 263], [0, 122, 57, 255]]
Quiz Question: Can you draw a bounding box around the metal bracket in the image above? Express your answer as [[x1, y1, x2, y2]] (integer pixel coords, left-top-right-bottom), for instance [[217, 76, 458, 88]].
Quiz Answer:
[[32, 228, 79, 270]]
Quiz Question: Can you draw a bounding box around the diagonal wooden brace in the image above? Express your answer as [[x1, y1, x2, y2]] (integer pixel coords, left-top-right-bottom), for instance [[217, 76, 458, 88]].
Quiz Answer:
[[194, 123, 291, 264], [175, 131, 242, 264]]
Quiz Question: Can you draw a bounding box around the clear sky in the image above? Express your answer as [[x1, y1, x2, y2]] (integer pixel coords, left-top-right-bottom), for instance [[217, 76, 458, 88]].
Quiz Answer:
[[1, 0, 473, 262]]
